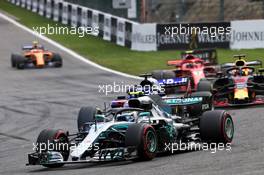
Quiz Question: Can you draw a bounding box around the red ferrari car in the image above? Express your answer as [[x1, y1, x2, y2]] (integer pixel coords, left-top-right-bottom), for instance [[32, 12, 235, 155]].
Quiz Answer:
[[181, 48, 218, 65], [152, 54, 218, 92], [153, 49, 218, 91]]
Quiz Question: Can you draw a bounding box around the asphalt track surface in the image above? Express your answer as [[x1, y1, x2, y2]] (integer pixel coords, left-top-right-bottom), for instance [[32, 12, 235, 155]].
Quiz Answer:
[[0, 16, 264, 175]]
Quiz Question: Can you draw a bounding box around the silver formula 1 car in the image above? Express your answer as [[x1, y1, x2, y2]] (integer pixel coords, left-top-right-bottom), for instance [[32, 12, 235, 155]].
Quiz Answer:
[[27, 96, 234, 168]]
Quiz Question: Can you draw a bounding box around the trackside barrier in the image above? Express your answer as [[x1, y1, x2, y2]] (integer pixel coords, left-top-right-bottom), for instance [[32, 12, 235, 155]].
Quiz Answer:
[[7, 0, 264, 50], [7, 0, 136, 48]]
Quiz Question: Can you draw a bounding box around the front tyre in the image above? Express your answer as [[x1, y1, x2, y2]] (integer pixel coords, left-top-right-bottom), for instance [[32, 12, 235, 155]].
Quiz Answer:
[[36, 129, 69, 168], [52, 53, 63, 68], [199, 110, 234, 144], [77, 106, 98, 132], [13, 55, 27, 69], [11, 54, 19, 68]]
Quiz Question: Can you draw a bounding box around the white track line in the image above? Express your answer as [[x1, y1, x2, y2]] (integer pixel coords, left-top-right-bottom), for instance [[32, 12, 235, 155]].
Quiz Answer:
[[0, 12, 141, 80]]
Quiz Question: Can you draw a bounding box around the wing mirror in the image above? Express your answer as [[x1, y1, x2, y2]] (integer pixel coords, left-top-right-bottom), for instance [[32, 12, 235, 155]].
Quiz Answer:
[[95, 114, 105, 122]]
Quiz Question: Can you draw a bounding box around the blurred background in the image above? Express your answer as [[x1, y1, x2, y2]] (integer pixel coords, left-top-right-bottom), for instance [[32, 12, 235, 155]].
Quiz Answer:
[[4, 0, 264, 73], [65, 0, 264, 23]]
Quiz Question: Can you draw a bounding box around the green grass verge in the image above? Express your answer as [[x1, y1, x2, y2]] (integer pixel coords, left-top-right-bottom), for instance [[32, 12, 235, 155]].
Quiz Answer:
[[1, 1, 264, 75]]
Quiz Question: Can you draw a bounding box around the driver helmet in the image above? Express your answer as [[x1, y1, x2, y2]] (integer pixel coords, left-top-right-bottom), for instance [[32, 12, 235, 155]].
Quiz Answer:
[[32, 41, 38, 49], [145, 78, 162, 94], [185, 54, 195, 60], [186, 63, 194, 68], [137, 78, 161, 95], [116, 112, 136, 122], [242, 68, 249, 76]]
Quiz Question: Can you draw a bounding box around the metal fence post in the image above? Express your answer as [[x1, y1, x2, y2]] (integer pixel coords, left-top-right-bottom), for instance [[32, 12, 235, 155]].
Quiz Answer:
[[219, 0, 224, 21]]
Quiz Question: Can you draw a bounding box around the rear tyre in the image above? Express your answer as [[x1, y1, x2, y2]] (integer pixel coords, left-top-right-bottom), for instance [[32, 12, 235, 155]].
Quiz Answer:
[[197, 80, 212, 92], [125, 123, 157, 160], [52, 53, 63, 68], [152, 70, 175, 80], [162, 70, 175, 79], [200, 110, 234, 144], [151, 70, 163, 80], [36, 129, 69, 168]]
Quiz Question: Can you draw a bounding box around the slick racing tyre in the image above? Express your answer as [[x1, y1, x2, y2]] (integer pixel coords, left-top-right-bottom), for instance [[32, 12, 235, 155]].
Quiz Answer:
[[78, 106, 102, 132], [52, 53, 63, 68], [14, 55, 27, 69], [11, 54, 20, 68], [36, 129, 69, 168], [197, 80, 212, 92], [125, 123, 157, 160], [152, 70, 175, 80], [200, 110, 234, 144]]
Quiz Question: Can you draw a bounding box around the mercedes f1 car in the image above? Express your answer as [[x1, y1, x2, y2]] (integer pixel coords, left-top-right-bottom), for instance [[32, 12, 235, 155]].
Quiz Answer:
[[27, 95, 234, 168], [11, 41, 63, 69], [157, 76, 214, 115], [213, 55, 264, 107], [111, 74, 214, 115]]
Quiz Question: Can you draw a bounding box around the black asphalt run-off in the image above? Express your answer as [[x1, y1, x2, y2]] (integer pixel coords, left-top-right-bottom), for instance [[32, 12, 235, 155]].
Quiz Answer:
[[0, 16, 264, 175]]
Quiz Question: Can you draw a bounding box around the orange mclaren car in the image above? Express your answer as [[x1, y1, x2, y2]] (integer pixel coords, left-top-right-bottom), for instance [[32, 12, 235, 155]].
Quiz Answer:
[[11, 41, 63, 69]]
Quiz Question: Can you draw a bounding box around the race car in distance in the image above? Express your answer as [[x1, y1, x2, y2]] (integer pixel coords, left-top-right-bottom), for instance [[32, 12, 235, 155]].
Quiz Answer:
[[152, 53, 218, 92], [181, 48, 218, 65], [11, 41, 63, 69], [111, 74, 214, 115], [27, 95, 234, 168], [156, 76, 214, 115], [166, 56, 219, 89], [213, 55, 264, 107]]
